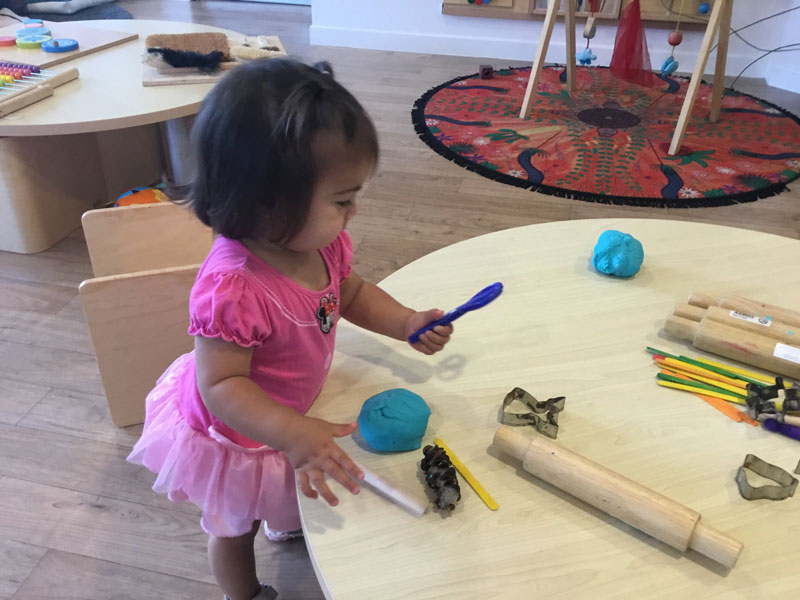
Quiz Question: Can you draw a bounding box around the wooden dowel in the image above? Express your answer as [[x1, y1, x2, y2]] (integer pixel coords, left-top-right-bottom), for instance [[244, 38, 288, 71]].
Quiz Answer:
[[493, 426, 742, 569], [564, 0, 576, 93], [703, 305, 798, 345], [688, 292, 800, 329], [673, 303, 706, 321], [664, 315, 800, 379], [520, 0, 562, 119], [687, 291, 719, 309], [358, 463, 427, 518], [668, 0, 726, 155], [709, 0, 733, 123]]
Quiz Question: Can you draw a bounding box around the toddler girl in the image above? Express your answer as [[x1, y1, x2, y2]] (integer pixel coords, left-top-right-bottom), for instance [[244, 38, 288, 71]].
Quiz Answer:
[[127, 58, 453, 600]]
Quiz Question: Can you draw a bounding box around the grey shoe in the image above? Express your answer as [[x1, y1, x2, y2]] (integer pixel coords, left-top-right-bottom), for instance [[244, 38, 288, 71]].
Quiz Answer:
[[263, 522, 303, 542], [224, 584, 278, 600]]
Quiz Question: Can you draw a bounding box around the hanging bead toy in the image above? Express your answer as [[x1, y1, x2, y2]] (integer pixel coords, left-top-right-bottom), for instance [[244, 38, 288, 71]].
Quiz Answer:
[[578, 0, 602, 66], [661, 0, 687, 76]]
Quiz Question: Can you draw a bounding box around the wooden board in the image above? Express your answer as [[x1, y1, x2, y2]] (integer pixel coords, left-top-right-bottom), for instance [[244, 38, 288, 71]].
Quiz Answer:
[[82, 202, 213, 278], [80, 265, 199, 427], [442, 0, 536, 20], [444, 0, 515, 7], [444, 0, 709, 21], [533, 0, 622, 18], [0, 21, 138, 69], [141, 34, 286, 87], [634, 0, 711, 23]]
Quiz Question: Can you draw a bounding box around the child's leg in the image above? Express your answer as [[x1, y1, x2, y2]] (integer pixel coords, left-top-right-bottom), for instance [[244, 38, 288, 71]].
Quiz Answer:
[[208, 520, 262, 600]]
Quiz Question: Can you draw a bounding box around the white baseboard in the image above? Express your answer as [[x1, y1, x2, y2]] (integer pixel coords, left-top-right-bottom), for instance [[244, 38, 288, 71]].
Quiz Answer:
[[766, 63, 800, 95], [310, 25, 772, 78]]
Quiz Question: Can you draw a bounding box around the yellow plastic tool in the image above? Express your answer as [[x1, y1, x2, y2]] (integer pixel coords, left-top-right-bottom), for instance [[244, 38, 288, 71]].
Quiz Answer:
[[656, 356, 747, 390], [659, 362, 747, 396], [434, 437, 498, 511]]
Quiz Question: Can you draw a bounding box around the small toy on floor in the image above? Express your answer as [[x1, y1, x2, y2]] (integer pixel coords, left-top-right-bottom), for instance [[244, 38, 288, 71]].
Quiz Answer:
[[420, 444, 461, 511], [479, 64, 493, 79], [114, 184, 168, 207]]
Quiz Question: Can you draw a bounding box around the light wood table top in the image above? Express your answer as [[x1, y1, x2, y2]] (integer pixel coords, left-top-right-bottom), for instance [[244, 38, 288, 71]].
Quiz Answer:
[[0, 19, 247, 137], [300, 218, 800, 599]]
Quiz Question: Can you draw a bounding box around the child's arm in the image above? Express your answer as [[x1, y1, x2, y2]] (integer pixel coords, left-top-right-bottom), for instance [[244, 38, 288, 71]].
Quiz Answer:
[[195, 336, 363, 506], [340, 271, 453, 355]]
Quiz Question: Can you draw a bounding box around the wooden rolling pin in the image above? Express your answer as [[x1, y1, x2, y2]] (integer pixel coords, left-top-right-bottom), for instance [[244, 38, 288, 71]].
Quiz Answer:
[[664, 315, 800, 379], [688, 292, 800, 330], [493, 426, 743, 569], [674, 304, 798, 345]]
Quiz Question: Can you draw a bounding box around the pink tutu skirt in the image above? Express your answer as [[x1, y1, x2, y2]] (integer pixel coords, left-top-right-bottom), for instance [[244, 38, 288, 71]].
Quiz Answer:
[[127, 354, 301, 537]]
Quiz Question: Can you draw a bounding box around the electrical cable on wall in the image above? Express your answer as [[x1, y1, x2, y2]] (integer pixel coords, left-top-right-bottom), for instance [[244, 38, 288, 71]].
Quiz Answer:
[[656, 1, 799, 91]]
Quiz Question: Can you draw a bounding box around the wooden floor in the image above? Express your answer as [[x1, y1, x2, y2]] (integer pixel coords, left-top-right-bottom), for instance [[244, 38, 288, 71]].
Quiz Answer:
[[1, 1, 798, 598]]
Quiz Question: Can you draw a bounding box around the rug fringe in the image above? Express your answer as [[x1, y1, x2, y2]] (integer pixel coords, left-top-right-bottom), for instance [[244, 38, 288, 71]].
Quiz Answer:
[[410, 65, 799, 209]]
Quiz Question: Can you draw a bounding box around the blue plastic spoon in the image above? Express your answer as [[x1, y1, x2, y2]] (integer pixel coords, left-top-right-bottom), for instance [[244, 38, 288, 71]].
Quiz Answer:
[[408, 282, 503, 344]]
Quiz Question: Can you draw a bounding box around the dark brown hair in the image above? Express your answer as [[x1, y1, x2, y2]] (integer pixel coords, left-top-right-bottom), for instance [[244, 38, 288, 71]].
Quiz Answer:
[[180, 58, 378, 242]]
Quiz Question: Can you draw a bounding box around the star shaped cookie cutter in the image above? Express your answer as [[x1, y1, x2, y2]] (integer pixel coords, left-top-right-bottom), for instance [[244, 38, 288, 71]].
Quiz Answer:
[[500, 387, 565, 439]]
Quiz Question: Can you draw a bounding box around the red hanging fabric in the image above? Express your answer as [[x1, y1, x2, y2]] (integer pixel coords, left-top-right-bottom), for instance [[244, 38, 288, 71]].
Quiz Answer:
[[610, 0, 657, 87]]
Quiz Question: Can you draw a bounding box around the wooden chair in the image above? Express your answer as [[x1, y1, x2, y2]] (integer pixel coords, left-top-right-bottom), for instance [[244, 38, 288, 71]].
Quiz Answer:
[[80, 202, 214, 426]]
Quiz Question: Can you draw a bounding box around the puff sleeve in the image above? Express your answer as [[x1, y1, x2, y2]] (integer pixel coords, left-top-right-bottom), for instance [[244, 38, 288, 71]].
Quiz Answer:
[[188, 271, 271, 348], [334, 230, 353, 281]]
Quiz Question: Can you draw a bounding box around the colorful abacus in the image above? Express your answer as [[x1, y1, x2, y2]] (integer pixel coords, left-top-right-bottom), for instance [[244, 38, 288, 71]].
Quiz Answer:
[[0, 61, 48, 95], [0, 61, 79, 117]]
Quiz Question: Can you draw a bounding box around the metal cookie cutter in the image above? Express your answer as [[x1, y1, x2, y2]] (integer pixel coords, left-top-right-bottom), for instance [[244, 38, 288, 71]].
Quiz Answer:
[[745, 376, 800, 422], [735, 454, 798, 501], [500, 387, 565, 439]]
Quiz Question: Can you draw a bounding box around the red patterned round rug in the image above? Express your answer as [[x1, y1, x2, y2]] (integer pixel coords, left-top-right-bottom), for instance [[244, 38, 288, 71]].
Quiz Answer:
[[411, 66, 800, 208]]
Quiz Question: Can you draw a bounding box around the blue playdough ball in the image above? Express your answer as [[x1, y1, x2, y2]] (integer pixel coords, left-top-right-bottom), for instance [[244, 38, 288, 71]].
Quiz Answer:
[[592, 230, 644, 278], [358, 388, 431, 452], [698, 2, 710, 15]]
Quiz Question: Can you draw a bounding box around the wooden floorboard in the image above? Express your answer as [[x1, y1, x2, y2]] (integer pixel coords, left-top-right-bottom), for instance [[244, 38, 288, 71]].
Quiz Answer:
[[12, 550, 220, 600], [0, 537, 47, 600], [1, 1, 798, 598]]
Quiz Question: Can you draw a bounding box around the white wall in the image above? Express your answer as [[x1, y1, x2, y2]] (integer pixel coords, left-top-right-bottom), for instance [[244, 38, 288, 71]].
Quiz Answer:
[[765, 4, 800, 94], [311, 0, 798, 92]]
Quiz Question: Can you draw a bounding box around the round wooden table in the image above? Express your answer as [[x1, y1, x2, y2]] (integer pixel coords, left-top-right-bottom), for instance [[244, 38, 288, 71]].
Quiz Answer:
[[0, 19, 248, 254], [299, 218, 800, 599]]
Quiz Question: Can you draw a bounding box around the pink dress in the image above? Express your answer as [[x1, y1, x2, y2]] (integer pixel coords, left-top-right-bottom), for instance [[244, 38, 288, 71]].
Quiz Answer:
[[127, 232, 352, 537]]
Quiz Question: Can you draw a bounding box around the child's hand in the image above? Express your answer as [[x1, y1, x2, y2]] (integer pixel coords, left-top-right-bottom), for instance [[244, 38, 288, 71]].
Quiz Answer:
[[284, 416, 363, 506], [404, 309, 454, 355]]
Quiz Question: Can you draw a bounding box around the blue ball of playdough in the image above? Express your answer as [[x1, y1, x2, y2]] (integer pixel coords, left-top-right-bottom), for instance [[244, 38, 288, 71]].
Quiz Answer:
[[592, 230, 644, 278], [698, 2, 711, 15], [358, 388, 431, 452]]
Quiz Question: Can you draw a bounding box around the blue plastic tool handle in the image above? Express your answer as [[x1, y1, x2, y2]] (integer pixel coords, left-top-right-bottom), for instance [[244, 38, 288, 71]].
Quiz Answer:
[[407, 282, 503, 344]]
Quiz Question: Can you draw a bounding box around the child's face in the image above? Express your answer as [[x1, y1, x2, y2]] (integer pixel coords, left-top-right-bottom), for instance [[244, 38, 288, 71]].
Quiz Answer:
[[285, 131, 373, 252]]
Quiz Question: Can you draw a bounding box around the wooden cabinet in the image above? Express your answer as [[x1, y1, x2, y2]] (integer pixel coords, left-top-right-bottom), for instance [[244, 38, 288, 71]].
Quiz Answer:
[[442, 0, 711, 23]]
